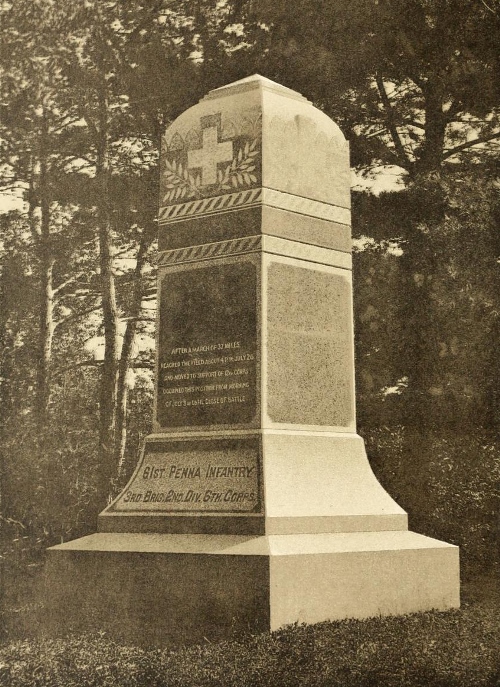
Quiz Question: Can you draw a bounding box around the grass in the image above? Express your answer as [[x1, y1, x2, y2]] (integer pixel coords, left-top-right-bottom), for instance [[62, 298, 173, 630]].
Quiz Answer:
[[0, 569, 499, 687]]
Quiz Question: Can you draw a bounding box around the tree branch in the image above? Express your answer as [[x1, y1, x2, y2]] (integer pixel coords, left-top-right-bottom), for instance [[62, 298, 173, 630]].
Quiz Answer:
[[50, 116, 84, 136], [53, 271, 87, 295], [403, 119, 425, 131], [479, 0, 499, 16], [442, 131, 500, 160], [53, 360, 103, 376], [54, 303, 101, 330], [59, 155, 96, 170]]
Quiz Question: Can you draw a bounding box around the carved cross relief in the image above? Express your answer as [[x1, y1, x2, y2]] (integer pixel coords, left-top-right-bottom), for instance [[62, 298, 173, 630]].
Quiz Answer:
[[187, 125, 233, 186]]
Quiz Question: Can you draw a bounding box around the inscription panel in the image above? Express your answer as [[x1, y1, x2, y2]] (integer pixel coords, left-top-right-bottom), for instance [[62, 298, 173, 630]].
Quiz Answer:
[[156, 261, 258, 429], [110, 439, 261, 514]]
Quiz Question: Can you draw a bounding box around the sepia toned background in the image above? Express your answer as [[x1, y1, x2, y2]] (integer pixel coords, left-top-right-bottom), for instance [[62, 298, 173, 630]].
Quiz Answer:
[[0, 1, 499, 685]]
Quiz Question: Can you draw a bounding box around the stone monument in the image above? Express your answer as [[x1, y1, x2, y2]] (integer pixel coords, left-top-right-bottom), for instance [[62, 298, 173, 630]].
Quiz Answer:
[[46, 75, 460, 647]]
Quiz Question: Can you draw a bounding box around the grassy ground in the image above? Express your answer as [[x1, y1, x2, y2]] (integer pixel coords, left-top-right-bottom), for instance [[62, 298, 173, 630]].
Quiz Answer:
[[0, 568, 498, 687]]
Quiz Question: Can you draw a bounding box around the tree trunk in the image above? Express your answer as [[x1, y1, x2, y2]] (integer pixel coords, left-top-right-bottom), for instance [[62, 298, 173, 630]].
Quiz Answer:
[[36, 114, 55, 425], [115, 232, 152, 476], [416, 82, 447, 175], [115, 120, 161, 478], [36, 250, 55, 424], [96, 81, 119, 508]]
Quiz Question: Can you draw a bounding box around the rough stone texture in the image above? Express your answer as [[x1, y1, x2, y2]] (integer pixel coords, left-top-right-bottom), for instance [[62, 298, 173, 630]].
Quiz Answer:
[[264, 259, 355, 430], [262, 94, 350, 209], [158, 206, 262, 252], [261, 205, 351, 253]]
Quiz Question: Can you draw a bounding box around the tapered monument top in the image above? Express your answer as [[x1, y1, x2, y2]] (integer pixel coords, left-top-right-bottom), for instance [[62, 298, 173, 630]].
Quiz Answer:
[[160, 74, 350, 215], [202, 74, 310, 103]]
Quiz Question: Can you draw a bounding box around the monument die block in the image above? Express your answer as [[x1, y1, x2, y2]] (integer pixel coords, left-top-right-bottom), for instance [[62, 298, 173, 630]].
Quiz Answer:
[[47, 75, 459, 646]]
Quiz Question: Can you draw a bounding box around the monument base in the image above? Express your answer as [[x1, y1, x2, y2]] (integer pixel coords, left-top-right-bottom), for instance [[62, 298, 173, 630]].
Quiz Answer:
[[45, 531, 459, 647]]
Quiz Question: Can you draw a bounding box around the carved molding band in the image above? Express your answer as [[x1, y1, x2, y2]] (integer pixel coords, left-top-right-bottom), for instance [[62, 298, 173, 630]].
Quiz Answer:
[[158, 187, 351, 226], [261, 188, 351, 226], [262, 235, 352, 271], [158, 234, 352, 269], [158, 236, 262, 266], [158, 188, 262, 224]]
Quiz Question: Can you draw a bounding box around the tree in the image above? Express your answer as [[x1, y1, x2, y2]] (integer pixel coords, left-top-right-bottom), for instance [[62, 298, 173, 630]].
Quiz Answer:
[[0, 0, 97, 427], [50, 0, 203, 504], [353, 169, 500, 434], [242, 0, 500, 177], [236, 0, 500, 436]]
